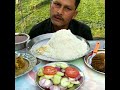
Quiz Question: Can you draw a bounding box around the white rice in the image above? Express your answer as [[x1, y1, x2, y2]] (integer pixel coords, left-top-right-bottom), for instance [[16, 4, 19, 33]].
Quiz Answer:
[[32, 29, 89, 60]]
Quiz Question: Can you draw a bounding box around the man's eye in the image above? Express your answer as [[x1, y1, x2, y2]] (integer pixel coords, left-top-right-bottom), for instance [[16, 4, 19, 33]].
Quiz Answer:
[[54, 3, 60, 6], [67, 8, 71, 10], [65, 7, 72, 11]]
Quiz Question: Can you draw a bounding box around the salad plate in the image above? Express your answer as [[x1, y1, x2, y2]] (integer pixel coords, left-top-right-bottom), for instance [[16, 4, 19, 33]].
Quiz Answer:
[[15, 51, 37, 78], [35, 62, 85, 90]]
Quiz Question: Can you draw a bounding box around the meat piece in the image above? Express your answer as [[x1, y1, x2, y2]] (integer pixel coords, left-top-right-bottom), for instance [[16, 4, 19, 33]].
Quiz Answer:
[[91, 53, 105, 72]]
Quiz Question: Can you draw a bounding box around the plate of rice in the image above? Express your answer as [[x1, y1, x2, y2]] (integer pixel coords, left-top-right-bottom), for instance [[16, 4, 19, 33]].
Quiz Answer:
[[27, 29, 90, 61]]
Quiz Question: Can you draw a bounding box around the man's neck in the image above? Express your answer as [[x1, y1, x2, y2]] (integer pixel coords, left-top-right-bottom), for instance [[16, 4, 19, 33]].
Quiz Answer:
[[53, 24, 69, 31]]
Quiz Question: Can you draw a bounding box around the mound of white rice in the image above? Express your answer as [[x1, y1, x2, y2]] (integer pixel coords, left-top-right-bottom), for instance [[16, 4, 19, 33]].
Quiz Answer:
[[33, 29, 89, 60]]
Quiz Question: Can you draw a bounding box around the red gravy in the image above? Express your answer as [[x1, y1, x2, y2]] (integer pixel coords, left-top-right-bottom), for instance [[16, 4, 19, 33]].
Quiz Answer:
[[15, 35, 28, 43]]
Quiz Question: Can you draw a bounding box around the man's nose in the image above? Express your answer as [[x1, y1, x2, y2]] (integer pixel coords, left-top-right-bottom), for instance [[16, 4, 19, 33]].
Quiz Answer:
[[57, 7, 64, 15]]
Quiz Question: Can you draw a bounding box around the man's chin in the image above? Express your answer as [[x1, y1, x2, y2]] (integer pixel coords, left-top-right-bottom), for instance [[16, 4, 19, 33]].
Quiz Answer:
[[51, 20, 64, 27]]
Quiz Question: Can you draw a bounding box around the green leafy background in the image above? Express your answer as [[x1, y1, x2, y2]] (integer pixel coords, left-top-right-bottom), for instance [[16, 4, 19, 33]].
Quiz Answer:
[[15, 0, 105, 38]]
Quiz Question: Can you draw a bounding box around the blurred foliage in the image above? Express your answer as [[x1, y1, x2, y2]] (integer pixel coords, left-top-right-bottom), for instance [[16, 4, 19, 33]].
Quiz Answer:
[[15, 0, 105, 38]]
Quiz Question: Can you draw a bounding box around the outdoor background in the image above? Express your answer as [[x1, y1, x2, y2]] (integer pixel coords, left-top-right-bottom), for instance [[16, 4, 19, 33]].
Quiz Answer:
[[15, 0, 105, 38]]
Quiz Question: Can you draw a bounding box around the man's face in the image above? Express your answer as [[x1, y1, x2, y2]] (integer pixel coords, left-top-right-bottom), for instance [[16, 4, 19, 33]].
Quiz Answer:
[[50, 0, 77, 27]]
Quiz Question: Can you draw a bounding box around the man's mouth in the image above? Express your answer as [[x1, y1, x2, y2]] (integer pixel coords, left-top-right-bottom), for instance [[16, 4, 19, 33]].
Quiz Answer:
[[53, 15, 64, 21]]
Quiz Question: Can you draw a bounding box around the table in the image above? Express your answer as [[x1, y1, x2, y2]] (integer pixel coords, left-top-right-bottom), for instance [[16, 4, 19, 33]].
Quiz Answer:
[[15, 39, 105, 90]]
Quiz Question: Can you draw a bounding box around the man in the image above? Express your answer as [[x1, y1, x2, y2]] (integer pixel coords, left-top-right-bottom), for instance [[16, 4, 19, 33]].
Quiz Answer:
[[29, 0, 93, 40]]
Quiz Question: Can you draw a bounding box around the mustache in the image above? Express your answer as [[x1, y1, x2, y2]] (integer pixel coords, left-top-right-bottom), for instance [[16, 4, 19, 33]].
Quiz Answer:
[[53, 14, 64, 21]]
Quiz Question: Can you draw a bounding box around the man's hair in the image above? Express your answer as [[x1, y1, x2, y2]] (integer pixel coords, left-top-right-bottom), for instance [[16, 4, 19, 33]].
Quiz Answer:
[[75, 0, 80, 9], [51, 0, 80, 10]]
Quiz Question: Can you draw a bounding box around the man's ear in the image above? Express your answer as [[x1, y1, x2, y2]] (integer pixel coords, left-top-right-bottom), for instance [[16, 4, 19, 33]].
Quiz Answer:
[[72, 10, 78, 19]]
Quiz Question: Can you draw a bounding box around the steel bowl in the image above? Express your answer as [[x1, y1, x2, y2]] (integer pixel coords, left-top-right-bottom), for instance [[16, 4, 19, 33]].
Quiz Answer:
[[15, 33, 30, 51]]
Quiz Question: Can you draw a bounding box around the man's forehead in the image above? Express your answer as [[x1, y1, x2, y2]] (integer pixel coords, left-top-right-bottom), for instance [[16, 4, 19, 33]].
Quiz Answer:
[[52, 0, 76, 7]]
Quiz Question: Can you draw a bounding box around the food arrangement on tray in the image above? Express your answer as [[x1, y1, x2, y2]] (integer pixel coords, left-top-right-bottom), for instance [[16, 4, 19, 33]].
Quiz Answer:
[[15, 30, 105, 90]]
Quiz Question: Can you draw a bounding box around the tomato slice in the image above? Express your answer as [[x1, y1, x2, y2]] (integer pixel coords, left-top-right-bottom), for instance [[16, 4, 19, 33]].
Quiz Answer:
[[65, 66, 80, 78], [43, 66, 57, 75]]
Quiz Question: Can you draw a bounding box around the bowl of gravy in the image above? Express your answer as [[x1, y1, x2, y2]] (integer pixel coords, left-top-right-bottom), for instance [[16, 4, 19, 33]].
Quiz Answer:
[[15, 33, 30, 51]]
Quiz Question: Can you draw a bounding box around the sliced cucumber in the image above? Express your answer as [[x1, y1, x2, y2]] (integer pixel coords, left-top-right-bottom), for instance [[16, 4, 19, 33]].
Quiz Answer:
[[56, 71, 64, 76], [37, 68, 44, 76], [61, 77, 70, 87], [52, 75, 62, 85]]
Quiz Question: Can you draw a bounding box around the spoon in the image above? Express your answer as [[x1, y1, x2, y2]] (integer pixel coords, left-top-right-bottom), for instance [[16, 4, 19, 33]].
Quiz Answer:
[[88, 41, 100, 64]]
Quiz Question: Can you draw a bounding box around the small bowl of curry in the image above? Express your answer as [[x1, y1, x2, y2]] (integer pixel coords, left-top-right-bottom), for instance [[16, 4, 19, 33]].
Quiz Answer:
[[15, 33, 30, 51]]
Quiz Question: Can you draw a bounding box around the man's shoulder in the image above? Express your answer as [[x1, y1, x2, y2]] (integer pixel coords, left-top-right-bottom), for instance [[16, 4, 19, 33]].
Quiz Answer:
[[71, 19, 90, 28], [34, 18, 50, 27], [70, 19, 93, 40], [29, 18, 51, 39]]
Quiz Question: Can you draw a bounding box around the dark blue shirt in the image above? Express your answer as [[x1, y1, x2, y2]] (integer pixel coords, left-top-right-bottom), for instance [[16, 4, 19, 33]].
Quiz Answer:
[[29, 18, 93, 40]]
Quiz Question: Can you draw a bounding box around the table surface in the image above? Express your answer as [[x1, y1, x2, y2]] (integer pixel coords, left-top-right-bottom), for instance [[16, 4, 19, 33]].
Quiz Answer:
[[15, 39, 105, 90]]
